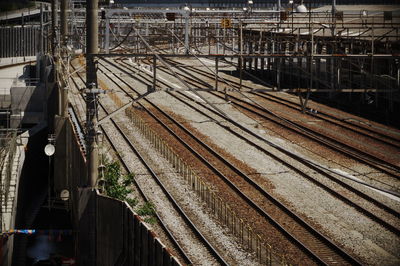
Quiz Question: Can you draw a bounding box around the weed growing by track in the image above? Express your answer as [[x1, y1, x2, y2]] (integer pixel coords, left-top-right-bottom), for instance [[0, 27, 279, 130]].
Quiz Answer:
[[103, 161, 134, 201], [103, 161, 157, 224]]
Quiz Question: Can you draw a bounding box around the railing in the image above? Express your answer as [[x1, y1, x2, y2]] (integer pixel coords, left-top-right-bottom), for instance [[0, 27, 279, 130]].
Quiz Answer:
[[126, 107, 289, 265]]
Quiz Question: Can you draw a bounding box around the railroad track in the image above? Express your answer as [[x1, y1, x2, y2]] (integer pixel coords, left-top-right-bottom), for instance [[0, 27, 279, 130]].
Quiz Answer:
[[251, 91, 400, 148], [212, 91, 400, 176], [162, 57, 400, 178], [136, 58, 400, 222], [69, 63, 228, 266], [119, 53, 400, 237], [161, 54, 399, 141], [115, 56, 400, 220], [98, 58, 371, 265], [163, 56, 400, 147]]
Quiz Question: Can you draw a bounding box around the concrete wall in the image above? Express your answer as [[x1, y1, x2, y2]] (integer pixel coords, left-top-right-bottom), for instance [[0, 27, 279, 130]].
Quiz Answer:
[[10, 84, 45, 127]]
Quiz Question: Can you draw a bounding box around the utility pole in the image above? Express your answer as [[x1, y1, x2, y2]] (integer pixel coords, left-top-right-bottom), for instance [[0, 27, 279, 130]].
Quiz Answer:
[[331, 0, 336, 35], [184, 11, 190, 54], [105, 11, 110, 53], [86, 0, 99, 187], [51, 0, 58, 92], [51, 0, 57, 57], [60, 0, 68, 47], [40, 3, 44, 54], [60, 0, 68, 118], [331, 0, 337, 94], [332, 0, 336, 16]]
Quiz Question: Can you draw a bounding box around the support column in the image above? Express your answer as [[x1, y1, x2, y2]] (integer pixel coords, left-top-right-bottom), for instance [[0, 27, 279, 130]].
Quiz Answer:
[[215, 57, 219, 90], [40, 4, 44, 54], [153, 55, 157, 89], [239, 22, 243, 89], [60, 0, 67, 46], [216, 25, 219, 54], [86, 0, 99, 188], [105, 14, 110, 53], [51, 0, 57, 56], [60, 0, 68, 118], [184, 12, 190, 54]]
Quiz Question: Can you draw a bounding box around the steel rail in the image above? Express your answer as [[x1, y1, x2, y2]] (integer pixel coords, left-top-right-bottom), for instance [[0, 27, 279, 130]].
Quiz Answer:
[[164, 57, 400, 147], [145, 59, 400, 219], [214, 91, 400, 177], [116, 58, 400, 234], [159, 57, 400, 177], [99, 58, 364, 265], [252, 91, 400, 148], [70, 76, 193, 265], [69, 63, 228, 266], [164, 56, 400, 147], [213, 92, 400, 204], [68, 64, 193, 265]]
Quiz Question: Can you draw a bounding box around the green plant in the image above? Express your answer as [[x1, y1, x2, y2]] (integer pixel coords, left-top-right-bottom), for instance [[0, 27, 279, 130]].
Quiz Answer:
[[136, 202, 157, 225], [123, 173, 135, 186], [136, 201, 156, 216], [126, 197, 138, 208], [103, 161, 133, 201], [144, 217, 157, 225], [102, 160, 156, 224]]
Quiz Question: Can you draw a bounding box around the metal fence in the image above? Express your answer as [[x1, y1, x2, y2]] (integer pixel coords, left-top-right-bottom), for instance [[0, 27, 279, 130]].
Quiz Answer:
[[126, 107, 289, 265], [0, 26, 47, 58]]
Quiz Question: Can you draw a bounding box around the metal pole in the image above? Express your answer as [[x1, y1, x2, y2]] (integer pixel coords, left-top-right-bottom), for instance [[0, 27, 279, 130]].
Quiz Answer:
[[153, 55, 157, 89], [40, 4, 44, 54], [86, 0, 99, 188], [216, 24, 219, 54], [51, 0, 57, 57], [239, 21, 243, 89], [60, 0, 67, 47], [331, 0, 336, 36], [332, 0, 336, 15], [215, 57, 218, 90], [184, 12, 190, 54], [60, 0, 68, 118], [105, 14, 110, 53]]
